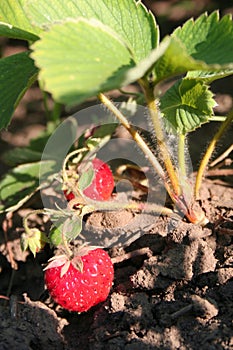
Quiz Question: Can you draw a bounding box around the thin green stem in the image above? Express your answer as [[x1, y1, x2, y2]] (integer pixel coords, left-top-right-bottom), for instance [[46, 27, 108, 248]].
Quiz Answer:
[[139, 80, 180, 197], [178, 134, 187, 179], [195, 109, 233, 199], [98, 93, 172, 194]]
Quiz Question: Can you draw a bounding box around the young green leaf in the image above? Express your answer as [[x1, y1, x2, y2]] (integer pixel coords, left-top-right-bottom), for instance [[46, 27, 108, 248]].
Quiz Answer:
[[160, 78, 216, 134], [26, 0, 158, 63], [0, 0, 41, 37], [0, 160, 55, 213], [0, 51, 38, 129], [31, 19, 134, 106]]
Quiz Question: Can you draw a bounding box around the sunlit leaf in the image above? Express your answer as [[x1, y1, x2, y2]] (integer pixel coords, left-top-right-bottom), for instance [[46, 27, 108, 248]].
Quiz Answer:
[[0, 0, 41, 37], [31, 19, 134, 105], [26, 0, 158, 62]]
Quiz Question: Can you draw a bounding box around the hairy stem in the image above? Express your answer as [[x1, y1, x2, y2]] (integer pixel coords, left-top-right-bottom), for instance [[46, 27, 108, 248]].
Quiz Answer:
[[91, 200, 177, 218], [195, 110, 233, 199], [140, 80, 180, 197], [178, 133, 187, 179], [98, 93, 172, 194]]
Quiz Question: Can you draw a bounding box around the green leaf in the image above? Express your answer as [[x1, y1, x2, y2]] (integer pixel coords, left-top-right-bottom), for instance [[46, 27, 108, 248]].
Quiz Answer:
[[209, 116, 228, 122], [153, 12, 233, 83], [1, 119, 75, 167], [1, 148, 42, 166], [0, 22, 39, 41], [123, 37, 171, 84], [187, 68, 233, 83], [173, 11, 233, 66], [78, 166, 94, 191], [63, 216, 82, 242], [0, 51, 38, 129], [49, 225, 63, 246], [0, 160, 55, 213], [160, 78, 216, 134], [31, 19, 135, 106], [153, 36, 209, 83], [26, 0, 158, 62], [0, 0, 41, 37]]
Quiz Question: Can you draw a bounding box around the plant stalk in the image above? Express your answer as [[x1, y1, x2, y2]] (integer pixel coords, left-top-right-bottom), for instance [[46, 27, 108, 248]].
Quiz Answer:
[[195, 110, 233, 199], [178, 134, 187, 179], [78, 198, 178, 219], [139, 80, 180, 198], [98, 93, 172, 195]]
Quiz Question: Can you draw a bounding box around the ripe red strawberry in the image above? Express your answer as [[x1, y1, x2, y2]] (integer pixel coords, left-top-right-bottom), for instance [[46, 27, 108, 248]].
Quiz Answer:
[[64, 157, 114, 201], [44, 248, 114, 312]]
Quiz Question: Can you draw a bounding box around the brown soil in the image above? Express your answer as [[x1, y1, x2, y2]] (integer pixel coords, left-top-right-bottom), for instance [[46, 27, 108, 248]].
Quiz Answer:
[[0, 1, 233, 349], [0, 179, 232, 350]]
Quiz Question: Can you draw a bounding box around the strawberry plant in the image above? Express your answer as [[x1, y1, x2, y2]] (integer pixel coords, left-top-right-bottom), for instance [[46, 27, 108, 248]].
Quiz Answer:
[[0, 0, 233, 312]]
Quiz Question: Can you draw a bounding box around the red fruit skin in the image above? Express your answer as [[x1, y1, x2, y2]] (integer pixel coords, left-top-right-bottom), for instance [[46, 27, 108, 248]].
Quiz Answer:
[[83, 158, 114, 200], [64, 158, 114, 202], [44, 249, 114, 312]]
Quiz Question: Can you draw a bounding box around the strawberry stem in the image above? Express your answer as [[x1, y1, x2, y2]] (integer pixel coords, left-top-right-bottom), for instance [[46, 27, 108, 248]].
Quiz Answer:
[[195, 109, 233, 199], [98, 93, 172, 195], [139, 79, 181, 198], [82, 199, 178, 219], [178, 133, 187, 180]]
